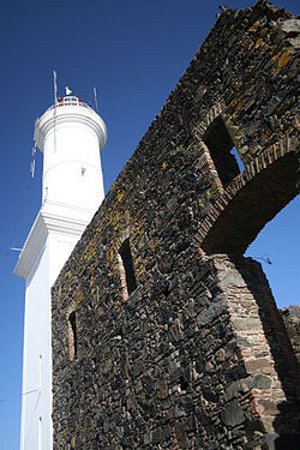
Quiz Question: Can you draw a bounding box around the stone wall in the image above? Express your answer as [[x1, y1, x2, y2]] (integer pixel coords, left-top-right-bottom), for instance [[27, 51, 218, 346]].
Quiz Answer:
[[281, 306, 300, 364], [52, 1, 300, 449]]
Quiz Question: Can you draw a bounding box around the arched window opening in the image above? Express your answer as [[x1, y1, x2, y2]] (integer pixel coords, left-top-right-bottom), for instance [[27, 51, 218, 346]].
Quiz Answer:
[[118, 239, 137, 300], [68, 311, 78, 361], [203, 116, 243, 187]]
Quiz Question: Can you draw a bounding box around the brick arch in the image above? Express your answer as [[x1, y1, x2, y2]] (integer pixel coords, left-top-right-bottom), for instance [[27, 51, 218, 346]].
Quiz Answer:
[[196, 135, 299, 255]]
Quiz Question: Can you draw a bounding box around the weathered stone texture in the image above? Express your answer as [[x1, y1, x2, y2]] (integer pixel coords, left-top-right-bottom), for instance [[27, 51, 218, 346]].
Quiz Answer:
[[281, 306, 300, 364], [52, 1, 300, 449]]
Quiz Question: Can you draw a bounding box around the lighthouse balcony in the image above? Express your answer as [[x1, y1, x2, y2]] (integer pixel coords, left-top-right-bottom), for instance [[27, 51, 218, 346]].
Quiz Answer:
[[48, 96, 91, 110]]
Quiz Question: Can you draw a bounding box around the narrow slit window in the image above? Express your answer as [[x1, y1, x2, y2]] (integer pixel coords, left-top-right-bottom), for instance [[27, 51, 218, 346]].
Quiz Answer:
[[68, 311, 78, 361], [203, 116, 243, 187], [118, 239, 137, 299]]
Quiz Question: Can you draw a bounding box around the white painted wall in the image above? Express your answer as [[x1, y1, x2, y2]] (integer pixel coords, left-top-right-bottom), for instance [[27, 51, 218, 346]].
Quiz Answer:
[[20, 241, 51, 450], [16, 96, 107, 450], [42, 114, 105, 209], [48, 232, 80, 286]]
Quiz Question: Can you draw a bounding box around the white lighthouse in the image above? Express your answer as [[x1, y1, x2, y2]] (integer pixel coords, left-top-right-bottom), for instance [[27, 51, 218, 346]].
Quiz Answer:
[[15, 90, 107, 450]]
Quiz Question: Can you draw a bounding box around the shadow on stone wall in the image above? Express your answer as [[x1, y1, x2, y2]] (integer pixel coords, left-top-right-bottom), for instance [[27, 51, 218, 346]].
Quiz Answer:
[[232, 256, 300, 448]]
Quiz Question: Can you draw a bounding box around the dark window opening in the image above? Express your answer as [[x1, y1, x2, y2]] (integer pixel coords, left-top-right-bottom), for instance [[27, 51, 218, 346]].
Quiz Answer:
[[68, 311, 78, 361], [180, 375, 188, 391], [203, 116, 243, 187], [163, 284, 170, 297], [119, 239, 137, 298]]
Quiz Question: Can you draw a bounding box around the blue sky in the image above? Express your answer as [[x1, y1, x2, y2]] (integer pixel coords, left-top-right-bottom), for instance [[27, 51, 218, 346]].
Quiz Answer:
[[0, 0, 299, 448]]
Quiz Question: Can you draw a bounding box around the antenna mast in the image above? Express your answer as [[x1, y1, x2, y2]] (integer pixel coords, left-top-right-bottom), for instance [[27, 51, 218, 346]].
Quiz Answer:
[[53, 69, 58, 103], [93, 86, 99, 112], [30, 143, 37, 178], [53, 70, 58, 152], [30, 117, 39, 179]]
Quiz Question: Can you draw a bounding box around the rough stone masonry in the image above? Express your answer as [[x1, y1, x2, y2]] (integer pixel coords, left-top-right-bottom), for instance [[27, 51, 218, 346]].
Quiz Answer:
[[52, 1, 300, 448]]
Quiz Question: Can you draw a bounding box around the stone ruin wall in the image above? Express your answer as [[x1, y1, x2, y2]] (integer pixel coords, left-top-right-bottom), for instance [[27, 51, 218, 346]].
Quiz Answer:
[[281, 306, 300, 364], [52, 1, 300, 449]]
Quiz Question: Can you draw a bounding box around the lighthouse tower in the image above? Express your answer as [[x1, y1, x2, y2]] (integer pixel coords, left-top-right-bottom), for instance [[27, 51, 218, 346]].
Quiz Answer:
[[15, 91, 107, 450]]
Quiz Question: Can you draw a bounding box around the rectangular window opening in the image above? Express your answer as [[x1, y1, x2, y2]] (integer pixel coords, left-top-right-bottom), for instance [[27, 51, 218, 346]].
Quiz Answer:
[[68, 311, 78, 361], [203, 116, 243, 187], [118, 239, 137, 300]]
